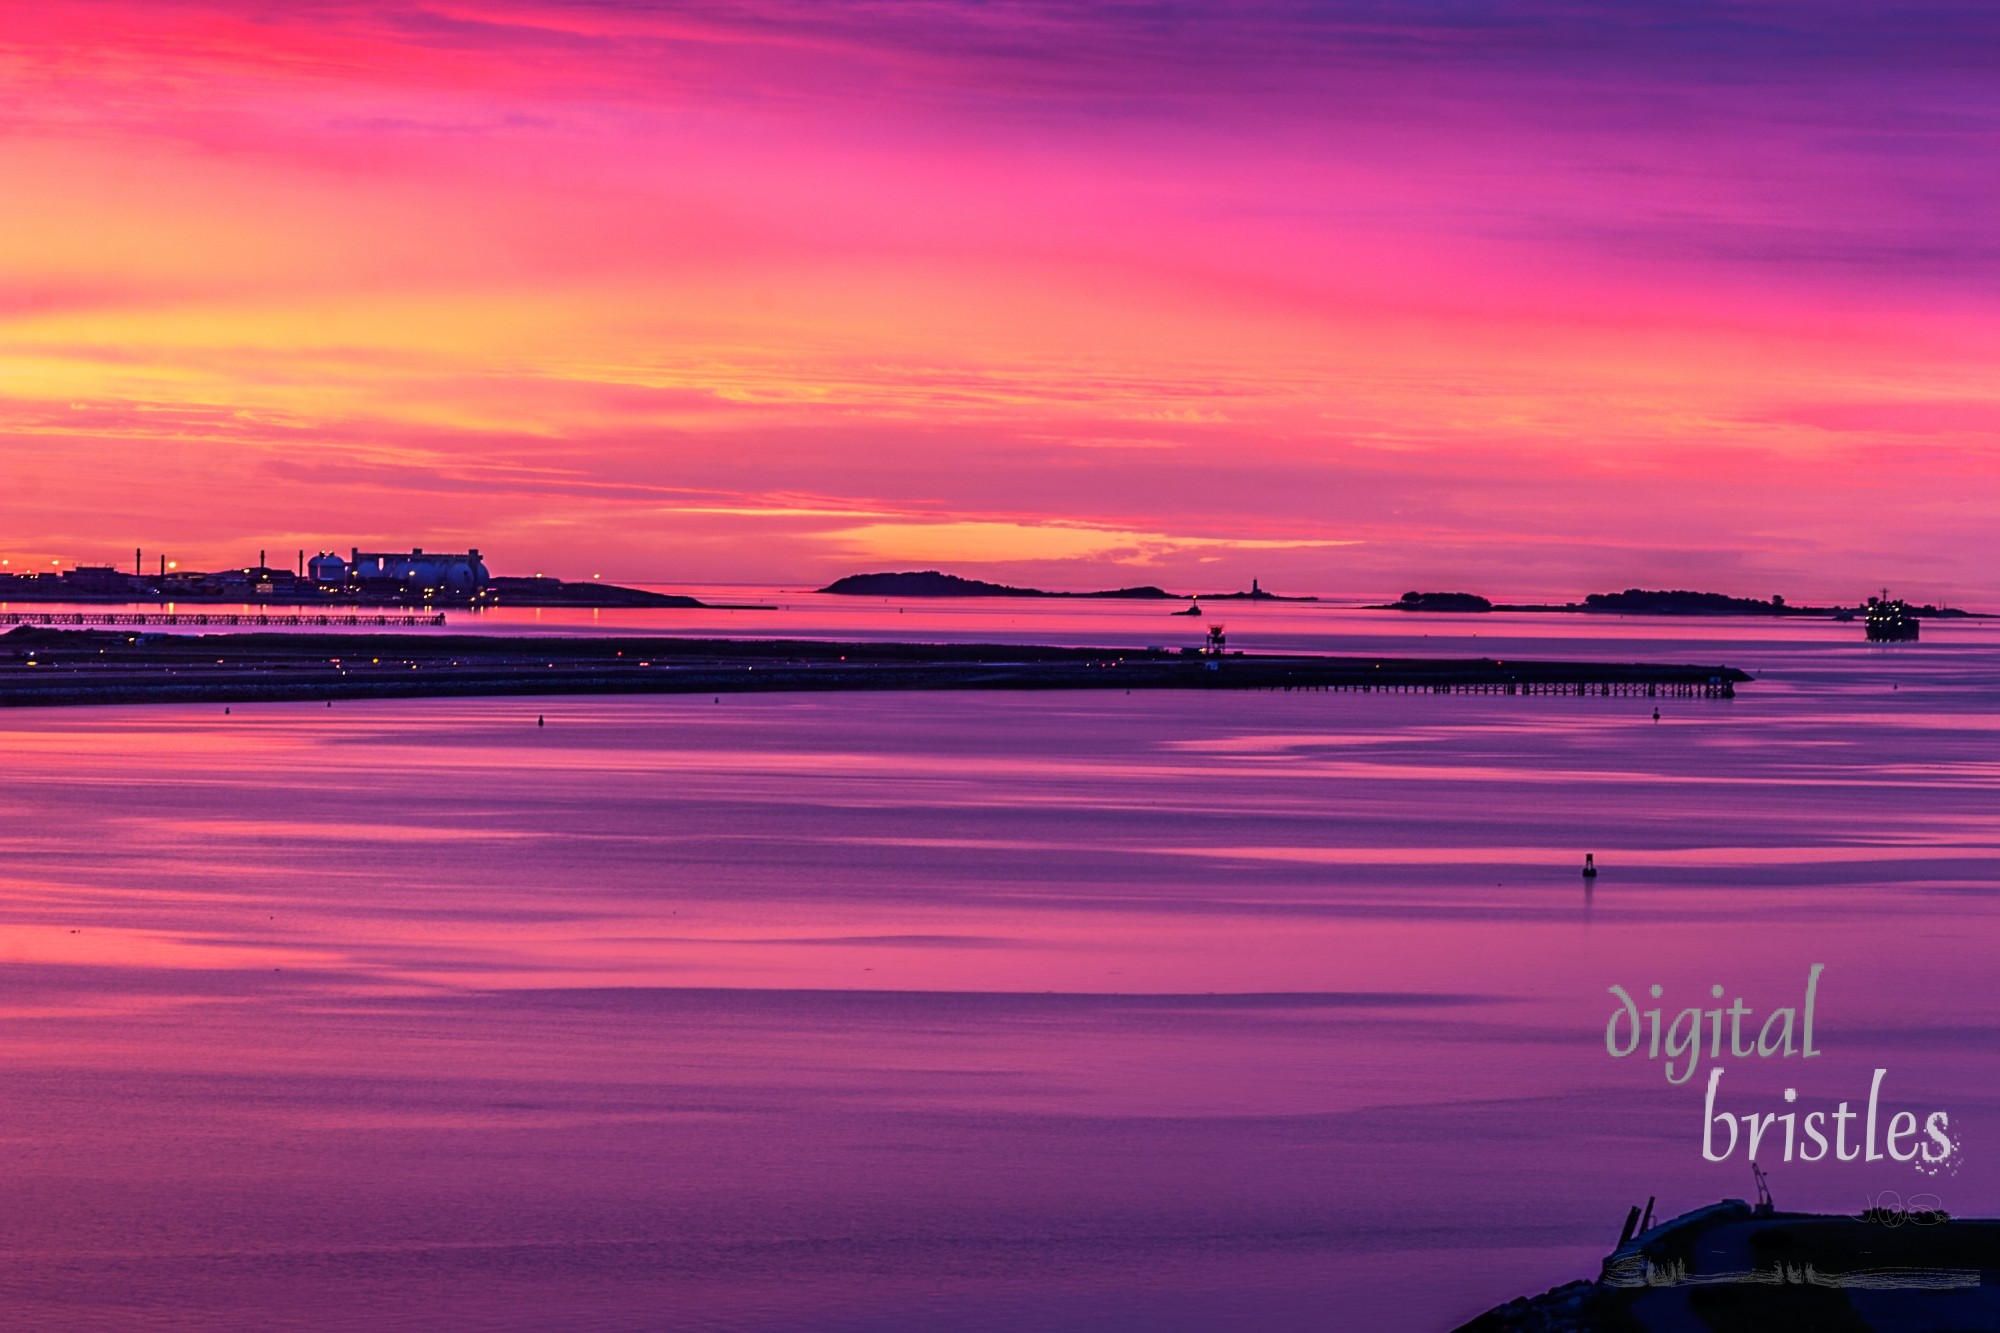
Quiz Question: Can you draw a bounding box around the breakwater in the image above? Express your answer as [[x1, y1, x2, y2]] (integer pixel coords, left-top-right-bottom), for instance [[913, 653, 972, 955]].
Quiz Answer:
[[0, 628, 1750, 708]]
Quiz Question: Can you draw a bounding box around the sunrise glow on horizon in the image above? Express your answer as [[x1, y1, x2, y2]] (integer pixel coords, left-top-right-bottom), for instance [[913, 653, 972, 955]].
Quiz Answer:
[[4, 1, 1997, 601]]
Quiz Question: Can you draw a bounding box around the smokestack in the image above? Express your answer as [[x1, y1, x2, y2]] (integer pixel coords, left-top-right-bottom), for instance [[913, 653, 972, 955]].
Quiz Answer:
[[135, 548, 142, 577], [297, 549, 304, 577], [159, 554, 165, 578], [259, 549, 266, 572]]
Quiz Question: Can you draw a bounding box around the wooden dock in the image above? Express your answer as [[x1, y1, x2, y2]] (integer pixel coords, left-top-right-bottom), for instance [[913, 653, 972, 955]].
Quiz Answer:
[[0, 611, 445, 628]]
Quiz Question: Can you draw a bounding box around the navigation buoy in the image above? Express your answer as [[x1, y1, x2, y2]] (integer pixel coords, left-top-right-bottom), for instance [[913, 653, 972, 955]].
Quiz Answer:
[[537, 715, 544, 727], [1653, 707, 1660, 722], [1582, 853, 1598, 879]]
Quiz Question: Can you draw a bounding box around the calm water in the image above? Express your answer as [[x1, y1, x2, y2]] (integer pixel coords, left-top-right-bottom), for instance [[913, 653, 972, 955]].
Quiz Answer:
[[1, 606, 1996, 1328]]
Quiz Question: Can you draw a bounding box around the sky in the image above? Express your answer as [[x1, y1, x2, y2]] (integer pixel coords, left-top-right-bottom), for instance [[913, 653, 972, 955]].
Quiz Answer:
[[2, 0, 1997, 601]]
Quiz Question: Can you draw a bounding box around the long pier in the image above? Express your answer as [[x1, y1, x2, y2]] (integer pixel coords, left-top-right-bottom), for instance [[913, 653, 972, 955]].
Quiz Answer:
[[0, 611, 445, 628], [1243, 679, 1732, 698], [0, 628, 1750, 708]]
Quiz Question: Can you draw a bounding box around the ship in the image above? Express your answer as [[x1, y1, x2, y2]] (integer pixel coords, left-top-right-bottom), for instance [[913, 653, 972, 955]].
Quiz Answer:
[[1459, 1182, 2000, 1332], [1865, 594, 1920, 642]]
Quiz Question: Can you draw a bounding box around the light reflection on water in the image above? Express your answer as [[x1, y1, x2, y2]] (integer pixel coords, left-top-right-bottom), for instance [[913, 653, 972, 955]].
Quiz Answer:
[[0, 612, 1995, 1329]]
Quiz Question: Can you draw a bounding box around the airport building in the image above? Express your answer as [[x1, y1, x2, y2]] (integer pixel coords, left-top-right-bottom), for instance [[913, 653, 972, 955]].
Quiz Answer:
[[314, 548, 489, 592]]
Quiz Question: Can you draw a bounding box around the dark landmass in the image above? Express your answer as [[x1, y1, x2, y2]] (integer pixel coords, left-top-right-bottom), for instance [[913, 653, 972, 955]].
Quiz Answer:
[[819, 571, 1316, 601], [0, 626, 1749, 708], [1459, 1197, 2000, 1332], [1379, 591, 1494, 613], [819, 571, 1178, 599], [1189, 581, 1317, 602], [1578, 589, 1829, 616], [1378, 587, 1982, 618], [0, 568, 732, 610], [1556, 589, 1979, 617]]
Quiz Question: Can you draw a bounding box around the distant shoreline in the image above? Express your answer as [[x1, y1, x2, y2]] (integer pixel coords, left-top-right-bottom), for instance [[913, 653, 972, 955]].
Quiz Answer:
[[0, 572, 780, 608], [820, 574, 1980, 617], [7, 566, 1978, 619], [0, 573, 745, 611], [1374, 589, 1985, 618]]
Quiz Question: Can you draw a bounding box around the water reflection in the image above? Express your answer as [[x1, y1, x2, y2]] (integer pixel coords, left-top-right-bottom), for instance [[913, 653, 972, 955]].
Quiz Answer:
[[0, 616, 1993, 1328]]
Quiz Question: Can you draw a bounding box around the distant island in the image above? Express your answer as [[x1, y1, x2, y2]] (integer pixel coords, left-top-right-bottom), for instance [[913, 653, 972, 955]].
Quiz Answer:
[[1577, 589, 1833, 616], [1377, 588, 1979, 618], [819, 571, 1316, 601], [1383, 591, 1493, 613], [820, 571, 1176, 598], [1194, 579, 1317, 602]]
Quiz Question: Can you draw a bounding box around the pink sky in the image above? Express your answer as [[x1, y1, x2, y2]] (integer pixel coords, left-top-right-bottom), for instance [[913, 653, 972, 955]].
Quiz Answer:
[[2, 1, 1997, 601]]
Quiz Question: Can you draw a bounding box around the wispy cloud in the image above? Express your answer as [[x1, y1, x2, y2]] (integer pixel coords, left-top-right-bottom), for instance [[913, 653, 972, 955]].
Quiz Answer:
[[824, 519, 1355, 567]]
